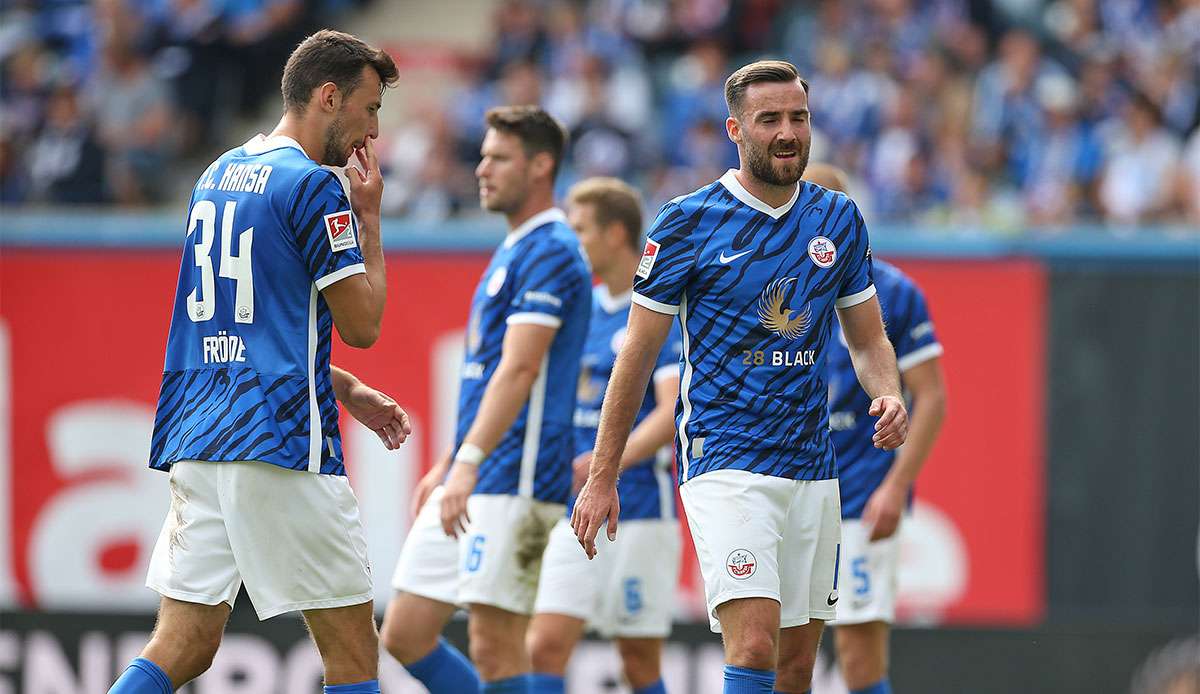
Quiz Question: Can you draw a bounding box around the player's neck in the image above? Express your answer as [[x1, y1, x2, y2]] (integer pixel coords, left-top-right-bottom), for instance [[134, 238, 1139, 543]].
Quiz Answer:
[[599, 252, 638, 298], [504, 190, 556, 233], [267, 115, 320, 162], [734, 168, 798, 209]]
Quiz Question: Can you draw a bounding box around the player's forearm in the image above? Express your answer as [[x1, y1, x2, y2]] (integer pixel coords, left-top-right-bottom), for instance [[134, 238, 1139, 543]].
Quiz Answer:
[[618, 401, 675, 472], [459, 362, 539, 460], [356, 213, 387, 329], [848, 336, 902, 401], [591, 345, 660, 483], [330, 365, 360, 402], [882, 383, 946, 491]]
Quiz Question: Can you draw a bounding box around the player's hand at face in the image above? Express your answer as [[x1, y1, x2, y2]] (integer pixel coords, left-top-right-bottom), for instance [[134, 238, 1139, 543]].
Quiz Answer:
[[863, 481, 906, 541], [868, 395, 908, 450], [440, 462, 477, 538], [571, 451, 593, 495], [570, 474, 619, 560], [342, 382, 412, 450], [345, 137, 383, 221]]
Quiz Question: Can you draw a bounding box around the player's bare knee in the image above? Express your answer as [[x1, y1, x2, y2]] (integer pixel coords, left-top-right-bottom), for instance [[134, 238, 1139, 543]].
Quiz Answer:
[[616, 640, 660, 687], [724, 628, 776, 670], [527, 629, 571, 674]]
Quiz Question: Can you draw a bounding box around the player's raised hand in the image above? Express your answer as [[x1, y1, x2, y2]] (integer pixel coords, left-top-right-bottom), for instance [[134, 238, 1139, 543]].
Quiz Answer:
[[863, 481, 906, 541], [342, 381, 412, 450], [570, 474, 619, 560], [346, 137, 383, 220], [869, 395, 908, 450], [440, 462, 477, 538]]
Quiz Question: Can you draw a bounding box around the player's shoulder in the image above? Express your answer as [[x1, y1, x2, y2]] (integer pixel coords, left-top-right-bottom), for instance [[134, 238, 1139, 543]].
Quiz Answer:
[[873, 258, 917, 294], [798, 180, 861, 220]]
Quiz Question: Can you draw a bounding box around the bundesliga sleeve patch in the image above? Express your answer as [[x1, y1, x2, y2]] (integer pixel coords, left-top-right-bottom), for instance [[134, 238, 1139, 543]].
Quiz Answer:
[[324, 211, 357, 252], [636, 239, 660, 279]]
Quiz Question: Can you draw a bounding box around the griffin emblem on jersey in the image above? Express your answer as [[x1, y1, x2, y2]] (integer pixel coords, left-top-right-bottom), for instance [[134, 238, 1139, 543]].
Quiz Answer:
[[758, 278, 813, 339], [324, 211, 356, 251], [808, 236, 837, 268]]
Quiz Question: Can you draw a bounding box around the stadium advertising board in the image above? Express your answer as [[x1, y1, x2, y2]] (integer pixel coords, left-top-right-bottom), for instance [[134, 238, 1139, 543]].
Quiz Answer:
[[0, 251, 1044, 630]]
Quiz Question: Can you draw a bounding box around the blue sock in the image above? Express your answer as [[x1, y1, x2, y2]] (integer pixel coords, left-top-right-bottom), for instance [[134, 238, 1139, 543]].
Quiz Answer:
[[324, 681, 380, 694], [482, 674, 530, 693], [724, 665, 775, 694], [529, 672, 564, 693], [851, 679, 892, 694], [403, 638, 481, 694], [633, 679, 667, 694], [109, 657, 172, 693]]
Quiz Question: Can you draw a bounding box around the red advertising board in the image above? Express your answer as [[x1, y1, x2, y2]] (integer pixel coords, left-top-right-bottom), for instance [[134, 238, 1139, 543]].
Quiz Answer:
[[0, 250, 1044, 625]]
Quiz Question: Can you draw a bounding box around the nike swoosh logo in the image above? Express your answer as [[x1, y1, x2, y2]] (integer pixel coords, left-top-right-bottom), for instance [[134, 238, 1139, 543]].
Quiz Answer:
[[827, 594, 839, 606], [719, 249, 753, 264]]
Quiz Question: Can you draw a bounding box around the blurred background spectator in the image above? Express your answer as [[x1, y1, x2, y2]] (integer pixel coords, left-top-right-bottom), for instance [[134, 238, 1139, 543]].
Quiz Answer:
[[2, 0, 1198, 233]]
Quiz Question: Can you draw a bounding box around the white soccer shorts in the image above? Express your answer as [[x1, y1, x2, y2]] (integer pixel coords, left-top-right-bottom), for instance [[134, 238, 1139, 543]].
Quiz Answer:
[[679, 469, 841, 633], [829, 517, 902, 625], [391, 485, 460, 605], [534, 516, 681, 638], [146, 460, 373, 620], [458, 493, 564, 615]]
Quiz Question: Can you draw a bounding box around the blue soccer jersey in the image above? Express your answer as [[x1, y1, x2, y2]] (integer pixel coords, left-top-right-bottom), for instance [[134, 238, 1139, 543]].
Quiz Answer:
[[458, 209, 592, 504], [632, 170, 875, 484], [568, 285, 683, 521], [150, 135, 366, 475], [829, 259, 942, 518]]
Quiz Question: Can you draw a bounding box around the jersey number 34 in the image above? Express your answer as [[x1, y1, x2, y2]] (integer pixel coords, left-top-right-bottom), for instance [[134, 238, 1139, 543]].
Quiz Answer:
[[186, 199, 255, 324]]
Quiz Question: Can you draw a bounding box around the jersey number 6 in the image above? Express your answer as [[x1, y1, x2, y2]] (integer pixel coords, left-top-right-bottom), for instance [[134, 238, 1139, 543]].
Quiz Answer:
[[186, 199, 255, 324]]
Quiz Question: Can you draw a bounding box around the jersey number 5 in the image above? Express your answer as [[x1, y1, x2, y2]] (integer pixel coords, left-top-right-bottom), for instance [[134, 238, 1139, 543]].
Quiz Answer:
[[186, 199, 255, 324]]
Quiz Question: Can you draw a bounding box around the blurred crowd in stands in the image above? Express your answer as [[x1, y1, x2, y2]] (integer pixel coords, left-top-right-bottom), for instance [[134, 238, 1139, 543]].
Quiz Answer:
[[0, 0, 354, 205], [3, 0, 1200, 233]]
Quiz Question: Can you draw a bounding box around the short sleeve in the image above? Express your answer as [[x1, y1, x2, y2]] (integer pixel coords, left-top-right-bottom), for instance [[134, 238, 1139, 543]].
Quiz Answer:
[[632, 203, 695, 315], [835, 201, 876, 309], [888, 280, 943, 372], [652, 322, 683, 384], [505, 240, 583, 329], [286, 169, 366, 291]]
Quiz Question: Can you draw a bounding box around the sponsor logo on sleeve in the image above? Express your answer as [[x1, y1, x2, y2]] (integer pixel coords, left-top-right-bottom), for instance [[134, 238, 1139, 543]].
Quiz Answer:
[[636, 239, 660, 279], [324, 211, 357, 252]]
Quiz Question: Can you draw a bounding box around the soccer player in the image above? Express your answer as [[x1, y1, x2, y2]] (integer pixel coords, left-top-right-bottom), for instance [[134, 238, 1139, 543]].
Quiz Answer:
[[527, 177, 683, 694], [381, 106, 592, 693], [571, 60, 909, 694], [803, 163, 947, 694], [109, 31, 404, 694]]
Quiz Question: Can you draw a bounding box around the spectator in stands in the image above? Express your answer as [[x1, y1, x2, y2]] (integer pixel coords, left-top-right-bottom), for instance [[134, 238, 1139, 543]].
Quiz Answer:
[[1021, 73, 1103, 227], [1099, 94, 1182, 226], [1176, 128, 1200, 228], [27, 82, 108, 204], [88, 37, 176, 205]]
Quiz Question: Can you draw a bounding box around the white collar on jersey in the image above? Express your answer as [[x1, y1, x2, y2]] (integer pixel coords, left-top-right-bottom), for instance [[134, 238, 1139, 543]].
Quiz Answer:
[[718, 169, 800, 219], [503, 207, 568, 249], [242, 134, 309, 157], [595, 283, 632, 314]]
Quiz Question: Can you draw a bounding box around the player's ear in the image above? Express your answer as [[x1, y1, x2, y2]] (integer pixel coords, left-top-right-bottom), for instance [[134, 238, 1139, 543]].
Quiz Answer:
[[530, 150, 554, 181], [318, 81, 342, 114], [726, 116, 741, 145]]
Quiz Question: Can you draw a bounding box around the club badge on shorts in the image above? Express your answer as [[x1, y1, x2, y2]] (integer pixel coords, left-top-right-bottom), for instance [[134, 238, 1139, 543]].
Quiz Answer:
[[727, 549, 757, 579]]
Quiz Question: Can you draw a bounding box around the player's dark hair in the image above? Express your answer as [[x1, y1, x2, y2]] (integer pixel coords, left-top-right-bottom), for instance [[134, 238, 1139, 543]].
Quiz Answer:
[[484, 105, 568, 179], [567, 177, 644, 251], [281, 30, 399, 112], [724, 60, 810, 117]]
